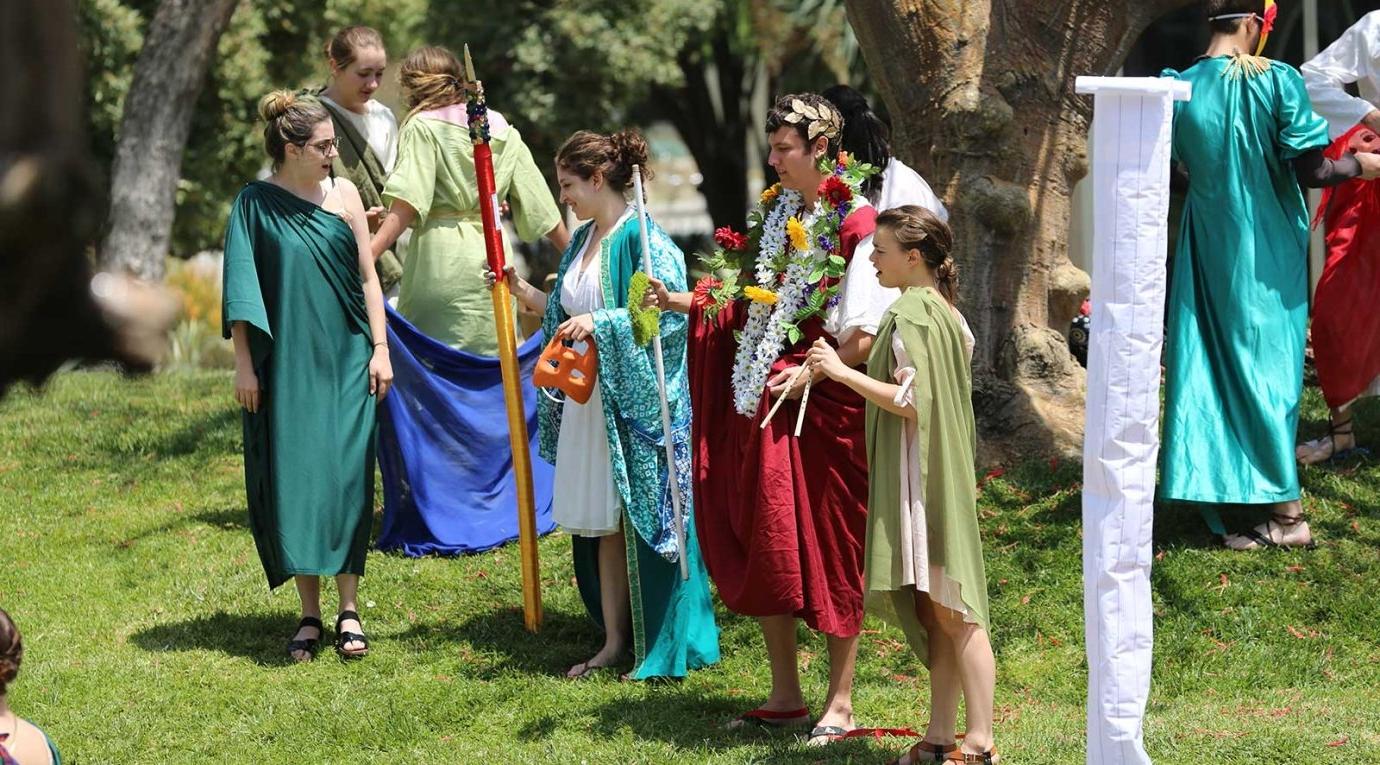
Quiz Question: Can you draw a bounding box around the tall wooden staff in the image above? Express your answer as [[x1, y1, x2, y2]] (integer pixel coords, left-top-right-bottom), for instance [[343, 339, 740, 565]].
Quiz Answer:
[[464, 45, 541, 632], [631, 166, 689, 580]]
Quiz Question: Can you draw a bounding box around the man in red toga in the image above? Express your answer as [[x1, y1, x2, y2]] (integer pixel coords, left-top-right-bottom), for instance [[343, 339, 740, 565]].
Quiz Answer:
[[648, 93, 892, 743]]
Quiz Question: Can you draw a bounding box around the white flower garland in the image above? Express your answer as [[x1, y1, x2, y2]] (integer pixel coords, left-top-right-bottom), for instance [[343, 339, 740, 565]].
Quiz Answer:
[[730, 188, 838, 417]]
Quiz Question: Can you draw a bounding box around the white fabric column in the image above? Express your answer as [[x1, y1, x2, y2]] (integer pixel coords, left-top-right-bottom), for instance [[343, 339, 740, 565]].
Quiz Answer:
[[1074, 76, 1191, 765]]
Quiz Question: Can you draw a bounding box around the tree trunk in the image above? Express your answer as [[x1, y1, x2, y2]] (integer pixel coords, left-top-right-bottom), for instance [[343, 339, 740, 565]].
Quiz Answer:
[[99, 0, 239, 280], [657, 36, 756, 230], [844, 0, 1195, 463]]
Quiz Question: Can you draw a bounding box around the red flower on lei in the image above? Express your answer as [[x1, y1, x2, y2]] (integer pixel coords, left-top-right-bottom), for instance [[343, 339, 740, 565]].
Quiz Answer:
[[713, 226, 749, 252], [818, 175, 852, 209], [693, 276, 722, 308]]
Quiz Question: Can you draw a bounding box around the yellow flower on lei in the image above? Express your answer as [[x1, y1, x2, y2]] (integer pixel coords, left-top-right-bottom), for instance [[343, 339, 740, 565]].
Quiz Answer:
[[743, 286, 779, 305], [786, 216, 810, 252], [759, 184, 781, 206]]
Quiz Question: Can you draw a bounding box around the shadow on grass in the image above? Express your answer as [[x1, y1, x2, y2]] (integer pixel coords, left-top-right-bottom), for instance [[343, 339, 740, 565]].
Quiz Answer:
[[581, 692, 885, 761], [396, 607, 602, 677], [130, 610, 300, 667], [191, 506, 248, 530], [94, 407, 239, 461], [114, 505, 248, 547]]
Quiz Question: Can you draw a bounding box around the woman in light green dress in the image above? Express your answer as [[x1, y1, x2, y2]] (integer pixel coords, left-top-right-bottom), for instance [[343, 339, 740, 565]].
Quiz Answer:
[[370, 45, 567, 352], [807, 206, 997, 765]]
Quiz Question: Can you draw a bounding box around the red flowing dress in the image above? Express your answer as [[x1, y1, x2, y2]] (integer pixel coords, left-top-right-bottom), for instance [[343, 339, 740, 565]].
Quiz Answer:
[[1311, 124, 1380, 409], [689, 207, 877, 638]]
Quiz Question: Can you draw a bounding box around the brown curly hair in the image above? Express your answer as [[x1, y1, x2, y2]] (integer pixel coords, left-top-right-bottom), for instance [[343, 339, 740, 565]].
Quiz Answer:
[[555, 130, 653, 193], [0, 608, 22, 697]]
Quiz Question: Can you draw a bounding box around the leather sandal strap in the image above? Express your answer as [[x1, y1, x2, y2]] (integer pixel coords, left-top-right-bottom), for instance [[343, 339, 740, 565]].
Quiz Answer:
[[1270, 512, 1305, 527], [297, 616, 324, 631]]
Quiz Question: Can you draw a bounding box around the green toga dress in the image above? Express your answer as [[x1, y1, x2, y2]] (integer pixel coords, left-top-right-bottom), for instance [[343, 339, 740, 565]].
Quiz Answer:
[[1159, 56, 1331, 532], [383, 106, 561, 353], [864, 287, 990, 661], [222, 181, 377, 589]]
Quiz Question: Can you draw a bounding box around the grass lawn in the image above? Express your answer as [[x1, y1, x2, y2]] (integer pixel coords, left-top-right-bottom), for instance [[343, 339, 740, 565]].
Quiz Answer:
[[2, 370, 1378, 763]]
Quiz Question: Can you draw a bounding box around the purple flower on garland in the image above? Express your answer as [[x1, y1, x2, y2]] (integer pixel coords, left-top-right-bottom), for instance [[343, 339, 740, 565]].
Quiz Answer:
[[818, 234, 834, 252], [826, 294, 842, 309]]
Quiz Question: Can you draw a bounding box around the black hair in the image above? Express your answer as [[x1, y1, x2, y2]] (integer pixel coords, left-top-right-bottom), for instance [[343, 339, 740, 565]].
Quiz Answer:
[[822, 84, 891, 203]]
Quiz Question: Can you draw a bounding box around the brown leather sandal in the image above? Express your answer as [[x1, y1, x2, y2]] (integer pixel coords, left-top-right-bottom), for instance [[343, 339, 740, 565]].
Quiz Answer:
[[888, 740, 959, 765], [945, 747, 999, 764]]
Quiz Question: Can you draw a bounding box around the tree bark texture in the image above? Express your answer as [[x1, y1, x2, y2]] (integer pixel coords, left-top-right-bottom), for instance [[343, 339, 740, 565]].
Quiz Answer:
[[657, 37, 756, 230], [99, 0, 239, 280], [845, 0, 1195, 462]]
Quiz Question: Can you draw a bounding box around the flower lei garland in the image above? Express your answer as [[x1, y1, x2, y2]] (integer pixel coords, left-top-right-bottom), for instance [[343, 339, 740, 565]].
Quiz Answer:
[[697, 152, 879, 416]]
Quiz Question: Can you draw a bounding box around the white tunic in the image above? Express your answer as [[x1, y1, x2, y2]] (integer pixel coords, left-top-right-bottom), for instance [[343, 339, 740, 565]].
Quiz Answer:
[[889, 302, 976, 620], [825, 160, 950, 345], [1302, 11, 1380, 139], [551, 216, 630, 537], [824, 202, 892, 345], [876, 157, 949, 223], [320, 96, 400, 172]]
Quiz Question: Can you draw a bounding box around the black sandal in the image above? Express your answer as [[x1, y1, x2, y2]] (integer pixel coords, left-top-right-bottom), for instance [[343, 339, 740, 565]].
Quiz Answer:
[[286, 616, 323, 662], [1299, 417, 1367, 465], [1238, 512, 1317, 551], [334, 610, 369, 660]]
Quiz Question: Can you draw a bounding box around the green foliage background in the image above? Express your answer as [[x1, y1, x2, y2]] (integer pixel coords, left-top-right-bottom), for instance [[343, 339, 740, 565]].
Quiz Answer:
[[77, 0, 719, 257]]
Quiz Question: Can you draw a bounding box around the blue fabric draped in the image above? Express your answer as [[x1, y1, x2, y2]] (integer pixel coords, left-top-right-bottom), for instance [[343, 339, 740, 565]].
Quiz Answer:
[[376, 305, 556, 556]]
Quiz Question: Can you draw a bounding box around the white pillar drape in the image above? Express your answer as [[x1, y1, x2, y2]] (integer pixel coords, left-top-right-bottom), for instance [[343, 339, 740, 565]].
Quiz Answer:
[[1074, 76, 1192, 765]]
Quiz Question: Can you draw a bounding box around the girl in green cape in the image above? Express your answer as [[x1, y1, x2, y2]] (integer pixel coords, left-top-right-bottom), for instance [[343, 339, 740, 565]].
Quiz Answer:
[[806, 206, 997, 764]]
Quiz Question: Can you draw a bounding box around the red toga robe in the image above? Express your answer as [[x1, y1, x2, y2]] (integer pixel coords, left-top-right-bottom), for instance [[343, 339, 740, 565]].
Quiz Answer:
[[689, 207, 877, 637], [1311, 124, 1380, 409]]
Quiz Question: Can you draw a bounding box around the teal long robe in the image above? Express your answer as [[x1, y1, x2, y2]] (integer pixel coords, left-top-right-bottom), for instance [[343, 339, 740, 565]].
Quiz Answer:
[[222, 181, 377, 589], [1159, 56, 1331, 530], [537, 215, 720, 680]]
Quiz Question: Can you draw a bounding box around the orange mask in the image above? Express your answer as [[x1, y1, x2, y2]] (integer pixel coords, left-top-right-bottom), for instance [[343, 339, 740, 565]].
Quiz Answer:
[[534, 337, 598, 405]]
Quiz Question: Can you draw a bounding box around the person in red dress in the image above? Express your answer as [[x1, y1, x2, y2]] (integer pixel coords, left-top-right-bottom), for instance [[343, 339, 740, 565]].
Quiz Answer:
[[648, 93, 890, 743]]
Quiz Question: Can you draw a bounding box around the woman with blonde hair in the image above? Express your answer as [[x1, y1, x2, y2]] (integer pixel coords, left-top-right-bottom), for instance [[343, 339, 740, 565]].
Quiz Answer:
[[370, 45, 568, 352], [318, 25, 403, 293], [224, 90, 393, 662]]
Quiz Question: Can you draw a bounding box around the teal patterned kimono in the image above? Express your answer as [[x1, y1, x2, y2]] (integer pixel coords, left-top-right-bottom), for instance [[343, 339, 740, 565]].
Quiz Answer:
[[538, 214, 720, 680]]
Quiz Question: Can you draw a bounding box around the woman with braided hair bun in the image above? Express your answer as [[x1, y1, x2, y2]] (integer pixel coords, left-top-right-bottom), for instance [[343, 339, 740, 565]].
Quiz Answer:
[[0, 609, 61, 765], [807, 205, 998, 765], [492, 129, 720, 681]]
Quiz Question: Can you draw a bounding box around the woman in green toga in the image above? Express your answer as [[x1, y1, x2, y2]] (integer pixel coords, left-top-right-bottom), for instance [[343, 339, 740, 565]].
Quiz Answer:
[[223, 90, 393, 662]]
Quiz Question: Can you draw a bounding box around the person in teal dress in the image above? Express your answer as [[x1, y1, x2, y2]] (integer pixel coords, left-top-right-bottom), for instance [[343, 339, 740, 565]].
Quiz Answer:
[[494, 130, 719, 680], [0, 609, 60, 765], [1160, 0, 1380, 550], [223, 91, 393, 660]]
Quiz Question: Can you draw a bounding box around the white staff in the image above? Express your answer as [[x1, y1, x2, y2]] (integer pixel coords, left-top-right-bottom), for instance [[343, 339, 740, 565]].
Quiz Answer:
[[632, 165, 689, 581]]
